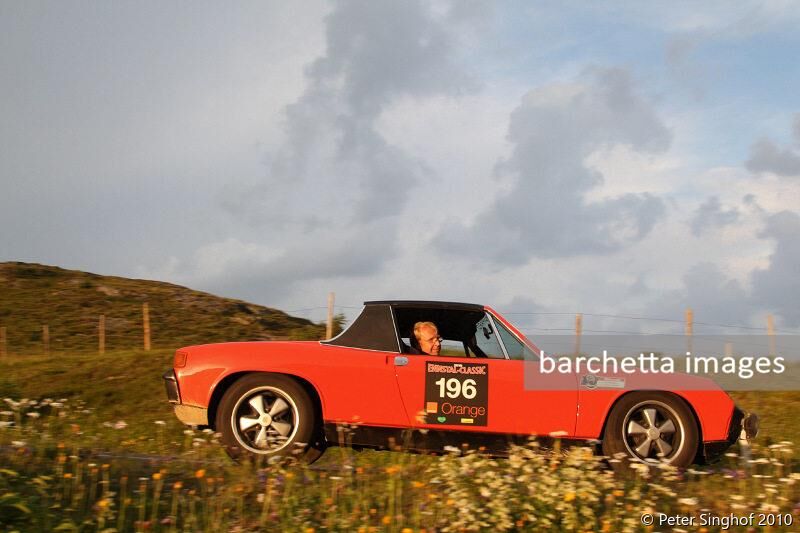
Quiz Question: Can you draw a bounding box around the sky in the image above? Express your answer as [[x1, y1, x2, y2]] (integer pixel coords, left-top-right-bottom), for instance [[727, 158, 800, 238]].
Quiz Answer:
[[2, 1, 799, 336]]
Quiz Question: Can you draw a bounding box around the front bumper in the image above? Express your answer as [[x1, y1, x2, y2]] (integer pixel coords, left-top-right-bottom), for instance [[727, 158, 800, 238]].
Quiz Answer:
[[163, 370, 180, 403], [162, 370, 209, 426], [703, 406, 759, 461]]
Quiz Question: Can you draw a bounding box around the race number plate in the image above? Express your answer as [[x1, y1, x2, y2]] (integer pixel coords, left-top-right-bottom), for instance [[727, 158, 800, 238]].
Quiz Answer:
[[424, 361, 488, 426]]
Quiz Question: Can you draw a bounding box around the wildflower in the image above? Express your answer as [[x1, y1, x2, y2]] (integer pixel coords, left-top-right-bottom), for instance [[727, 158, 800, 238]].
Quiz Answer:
[[402, 529, 414, 533], [385, 466, 400, 475], [64, 473, 73, 479], [173, 481, 183, 490], [564, 492, 576, 502], [381, 516, 391, 525], [153, 472, 162, 481], [612, 489, 625, 497], [412, 481, 425, 489], [97, 498, 110, 509], [195, 469, 205, 479]]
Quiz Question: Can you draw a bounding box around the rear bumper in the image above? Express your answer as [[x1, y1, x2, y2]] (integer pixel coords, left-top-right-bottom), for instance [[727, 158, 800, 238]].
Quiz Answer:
[[703, 406, 759, 462], [163, 370, 209, 426]]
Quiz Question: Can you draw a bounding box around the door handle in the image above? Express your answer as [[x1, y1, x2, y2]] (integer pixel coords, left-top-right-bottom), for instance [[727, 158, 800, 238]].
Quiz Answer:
[[394, 356, 409, 366]]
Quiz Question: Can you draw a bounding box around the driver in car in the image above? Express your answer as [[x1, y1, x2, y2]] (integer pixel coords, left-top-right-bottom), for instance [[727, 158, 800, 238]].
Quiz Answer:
[[410, 321, 442, 356]]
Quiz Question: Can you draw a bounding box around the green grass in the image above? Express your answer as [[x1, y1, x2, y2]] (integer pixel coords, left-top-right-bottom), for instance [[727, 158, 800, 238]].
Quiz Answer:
[[1, 349, 799, 531]]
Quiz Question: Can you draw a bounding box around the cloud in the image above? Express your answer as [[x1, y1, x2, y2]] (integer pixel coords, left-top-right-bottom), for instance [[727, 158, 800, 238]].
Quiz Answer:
[[689, 196, 740, 236], [745, 114, 800, 177], [751, 210, 800, 327], [435, 68, 670, 263], [210, 0, 479, 297], [224, 0, 473, 230]]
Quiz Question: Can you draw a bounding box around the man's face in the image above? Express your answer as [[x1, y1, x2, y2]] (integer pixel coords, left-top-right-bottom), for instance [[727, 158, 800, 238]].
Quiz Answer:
[[418, 325, 441, 356]]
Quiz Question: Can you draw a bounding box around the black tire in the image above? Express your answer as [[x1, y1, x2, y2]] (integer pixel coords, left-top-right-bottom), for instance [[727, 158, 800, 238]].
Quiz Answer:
[[601, 391, 699, 469], [215, 373, 324, 463]]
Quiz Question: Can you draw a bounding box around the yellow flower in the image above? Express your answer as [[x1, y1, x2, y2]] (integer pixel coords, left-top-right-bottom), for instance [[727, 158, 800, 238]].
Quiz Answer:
[[173, 481, 183, 490], [97, 498, 110, 509], [402, 528, 413, 533], [412, 481, 424, 489], [612, 489, 625, 497], [195, 469, 205, 479], [305, 528, 315, 533], [381, 516, 391, 525], [152, 472, 162, 481], [564, 492, 576, 502]]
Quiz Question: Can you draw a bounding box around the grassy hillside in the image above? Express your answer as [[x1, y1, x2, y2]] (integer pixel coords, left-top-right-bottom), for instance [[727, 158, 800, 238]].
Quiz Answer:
[[0, 262, 334, 355]]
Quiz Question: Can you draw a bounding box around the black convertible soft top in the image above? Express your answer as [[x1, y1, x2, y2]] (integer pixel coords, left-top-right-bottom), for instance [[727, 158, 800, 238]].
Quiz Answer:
[[321, 300, 485, 352]]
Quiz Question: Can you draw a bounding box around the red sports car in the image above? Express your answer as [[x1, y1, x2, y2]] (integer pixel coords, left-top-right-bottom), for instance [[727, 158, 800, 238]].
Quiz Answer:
[[163, 300, 758, 466]]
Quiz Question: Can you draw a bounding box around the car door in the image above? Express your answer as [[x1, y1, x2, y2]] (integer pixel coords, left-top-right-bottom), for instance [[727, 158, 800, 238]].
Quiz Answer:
[[393, 311, 578, 436]]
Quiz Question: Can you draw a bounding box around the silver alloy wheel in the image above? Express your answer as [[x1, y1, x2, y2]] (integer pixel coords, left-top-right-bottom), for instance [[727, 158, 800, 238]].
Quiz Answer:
[[622, 400, 685, 462], [230, 386, 300, 454]]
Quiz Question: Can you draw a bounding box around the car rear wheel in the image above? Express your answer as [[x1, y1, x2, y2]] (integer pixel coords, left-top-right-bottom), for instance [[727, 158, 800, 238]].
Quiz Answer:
[[216, 374, 323, 463], [602, 392, 698, 469]]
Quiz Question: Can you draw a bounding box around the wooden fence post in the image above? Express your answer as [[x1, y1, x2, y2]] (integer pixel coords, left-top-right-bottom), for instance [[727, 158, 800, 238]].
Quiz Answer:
[[767, 313, 775, 357], [685, 308, 693, 355], [0, 327, 6, 358], [99, 314, 106, 355], [143, 303, 151, 351], [43, 325, 50, 356], [326, 292, 335, 340]]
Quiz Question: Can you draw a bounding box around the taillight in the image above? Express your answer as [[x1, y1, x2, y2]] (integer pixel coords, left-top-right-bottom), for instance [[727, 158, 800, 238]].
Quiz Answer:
[[174, 350, 188, 368]]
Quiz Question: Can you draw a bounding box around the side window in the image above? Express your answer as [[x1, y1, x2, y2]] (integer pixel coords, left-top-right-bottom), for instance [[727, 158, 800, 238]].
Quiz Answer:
[[496, 320, 524, 360], [474, 315, 506, 359], [495, 319, 537, 361], [439, 339, 467, 357]]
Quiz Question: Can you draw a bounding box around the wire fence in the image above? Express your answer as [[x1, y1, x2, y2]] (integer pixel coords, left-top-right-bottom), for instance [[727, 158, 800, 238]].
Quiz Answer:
[[1, 298, 796, 358]]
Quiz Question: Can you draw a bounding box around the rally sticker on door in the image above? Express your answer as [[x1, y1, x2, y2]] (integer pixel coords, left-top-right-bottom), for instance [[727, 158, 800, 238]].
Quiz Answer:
[[424, 361, 488, 426]]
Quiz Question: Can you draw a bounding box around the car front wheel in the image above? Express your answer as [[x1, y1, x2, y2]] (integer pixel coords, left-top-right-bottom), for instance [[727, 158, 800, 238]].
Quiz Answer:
[[601, 391, 699, 468], [216, 374, 321, 462]]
